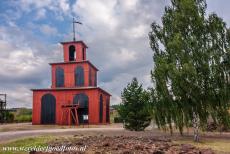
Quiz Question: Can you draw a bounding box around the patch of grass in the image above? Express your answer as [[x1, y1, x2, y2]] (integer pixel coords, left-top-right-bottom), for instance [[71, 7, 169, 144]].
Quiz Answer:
[[174, 139, 230, 153], [13, 108, 32, 123], [0, 136, 56, 154], [14, 115, 32, 123]]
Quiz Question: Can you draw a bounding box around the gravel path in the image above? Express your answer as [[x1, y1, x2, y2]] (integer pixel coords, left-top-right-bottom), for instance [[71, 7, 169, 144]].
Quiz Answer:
[[0, 127, 124, 143]]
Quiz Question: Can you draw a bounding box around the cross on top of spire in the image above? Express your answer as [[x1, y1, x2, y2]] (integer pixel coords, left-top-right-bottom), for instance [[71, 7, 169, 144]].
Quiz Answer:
[[72, 17, 82, 41]]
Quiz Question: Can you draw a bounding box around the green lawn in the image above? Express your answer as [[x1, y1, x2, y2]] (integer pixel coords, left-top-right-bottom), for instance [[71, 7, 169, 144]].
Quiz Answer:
[[0, 136, 56, 154]]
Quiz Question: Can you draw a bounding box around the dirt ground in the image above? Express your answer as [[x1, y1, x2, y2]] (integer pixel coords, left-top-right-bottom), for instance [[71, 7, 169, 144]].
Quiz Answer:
[[30, 131, 215, 154], [1, 123, 230, 153]]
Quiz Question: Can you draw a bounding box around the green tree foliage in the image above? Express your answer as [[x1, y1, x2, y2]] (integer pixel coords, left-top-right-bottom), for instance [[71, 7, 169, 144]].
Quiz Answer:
[[149, 0, 230, 141], [5, 112, 14, 123], [118, 78, 151, 131], [0, 111, 14, 123]]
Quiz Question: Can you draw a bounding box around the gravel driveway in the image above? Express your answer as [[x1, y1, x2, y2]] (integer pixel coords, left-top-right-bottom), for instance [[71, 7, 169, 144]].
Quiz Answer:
[[0, 127, 124, 143]]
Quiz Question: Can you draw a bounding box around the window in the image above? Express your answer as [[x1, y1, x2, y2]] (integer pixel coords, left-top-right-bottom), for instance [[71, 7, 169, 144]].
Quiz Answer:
[[82, 48, 85, 60], [55, 67, 64, 87], [89, 68, 92, 86], [106, 98, 110, 123], [75, 66, 84, 86], [69, 45, 75, 61], [99, 94, 103, 123], [73, 93, 89, 108], [94, 72, 97, 86]]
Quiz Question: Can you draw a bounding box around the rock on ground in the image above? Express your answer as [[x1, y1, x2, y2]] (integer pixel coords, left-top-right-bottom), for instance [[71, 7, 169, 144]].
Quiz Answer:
[[30, 135, 214, 154]]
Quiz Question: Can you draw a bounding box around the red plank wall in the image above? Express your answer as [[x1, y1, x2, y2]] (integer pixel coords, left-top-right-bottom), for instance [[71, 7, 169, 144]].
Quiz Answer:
[[62, 41, 87, 62], [32, 40, 110, 125], [50, 63, 97, 88], [32, 89, 110, 125]]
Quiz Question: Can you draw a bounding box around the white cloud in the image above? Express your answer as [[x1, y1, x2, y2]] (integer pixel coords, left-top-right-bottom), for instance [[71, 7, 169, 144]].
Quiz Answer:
[[19, 0, 53, 12], [36, 8, 47, 20], [40, 24, 57, 35], [0, 40, 14, 57], [73, 0, 118, 29], [0, 25, 60, 108], [105, 48, 137, 69], [0, 0, 169, 107], [18, 0, 71, 20], [0, 0, 229, 109], [123, 24, 149, 39], [59, 0, 70, 13], [71, 0, 168, 104], [122, 0, 138, 10]]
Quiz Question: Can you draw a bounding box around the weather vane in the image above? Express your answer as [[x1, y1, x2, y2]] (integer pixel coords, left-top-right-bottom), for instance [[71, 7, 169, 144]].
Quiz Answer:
[[72, 17, 82, 41]]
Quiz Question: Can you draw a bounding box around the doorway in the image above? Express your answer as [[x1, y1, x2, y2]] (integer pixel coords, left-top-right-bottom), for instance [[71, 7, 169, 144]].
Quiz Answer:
[[73, 93, 89, 124], [41, 94, 56, 124]]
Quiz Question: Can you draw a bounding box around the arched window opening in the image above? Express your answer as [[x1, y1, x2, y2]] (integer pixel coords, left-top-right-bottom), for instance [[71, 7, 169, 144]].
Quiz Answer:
[[82, 48, 85, 60], [106, 98, 110, 123], [69, 45, 76, 61], [94, 72, 97, 86], [55, 67, 64, 87], [73, 93, 89, 108], [73, 93, 89, 124], [99, 94, 103, 123], [94, 71, 97, 87], [75, 66, 84, 86], [89, 68, 92, 86], [41, 94, 56, 124]]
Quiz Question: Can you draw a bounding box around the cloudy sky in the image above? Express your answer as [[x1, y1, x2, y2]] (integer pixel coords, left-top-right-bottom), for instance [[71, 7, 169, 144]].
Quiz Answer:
[[0, 0, 229, 108]]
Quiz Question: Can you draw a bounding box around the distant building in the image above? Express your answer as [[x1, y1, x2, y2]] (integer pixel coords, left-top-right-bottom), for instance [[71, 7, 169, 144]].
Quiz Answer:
[[32, 40, 111, 125]]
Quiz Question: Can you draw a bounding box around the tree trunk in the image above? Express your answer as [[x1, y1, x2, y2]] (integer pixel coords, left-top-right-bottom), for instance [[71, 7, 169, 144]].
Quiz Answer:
[[179, 126, 183, 136], [169, 122, 173, 135], [192, 112, 200, 142]]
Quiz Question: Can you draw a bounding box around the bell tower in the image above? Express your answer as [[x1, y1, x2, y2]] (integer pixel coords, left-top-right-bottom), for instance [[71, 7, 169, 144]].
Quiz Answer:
[[32, 19, 111, 126], [61, 41, 88, 62]]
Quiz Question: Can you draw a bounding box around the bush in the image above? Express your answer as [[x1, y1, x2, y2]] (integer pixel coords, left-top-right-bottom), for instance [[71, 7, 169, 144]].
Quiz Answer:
[[15, 115, 32, 123], [206, 122, 218, 132], [206, 122, 230, 132], [5, 112, 14, 123], [114, 117, 123, 123], [13, 108, 32, 123], [118, 78, 151, 131]]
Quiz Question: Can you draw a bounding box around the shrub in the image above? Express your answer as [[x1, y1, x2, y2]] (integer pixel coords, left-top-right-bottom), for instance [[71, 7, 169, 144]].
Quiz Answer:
[[114, 117, 123, 123], [15, 115, 32, 123], [118, 78, 151, 131]]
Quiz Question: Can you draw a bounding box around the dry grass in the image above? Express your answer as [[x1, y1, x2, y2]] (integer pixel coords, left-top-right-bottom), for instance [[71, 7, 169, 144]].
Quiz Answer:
[[174, 138, 230, 154], [0, 133, 230, 154], [0, 123, 230, 153]]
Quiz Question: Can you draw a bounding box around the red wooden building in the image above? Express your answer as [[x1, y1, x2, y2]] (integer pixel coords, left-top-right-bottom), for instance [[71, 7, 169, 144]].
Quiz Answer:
[[32, 40, 111, 125]]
